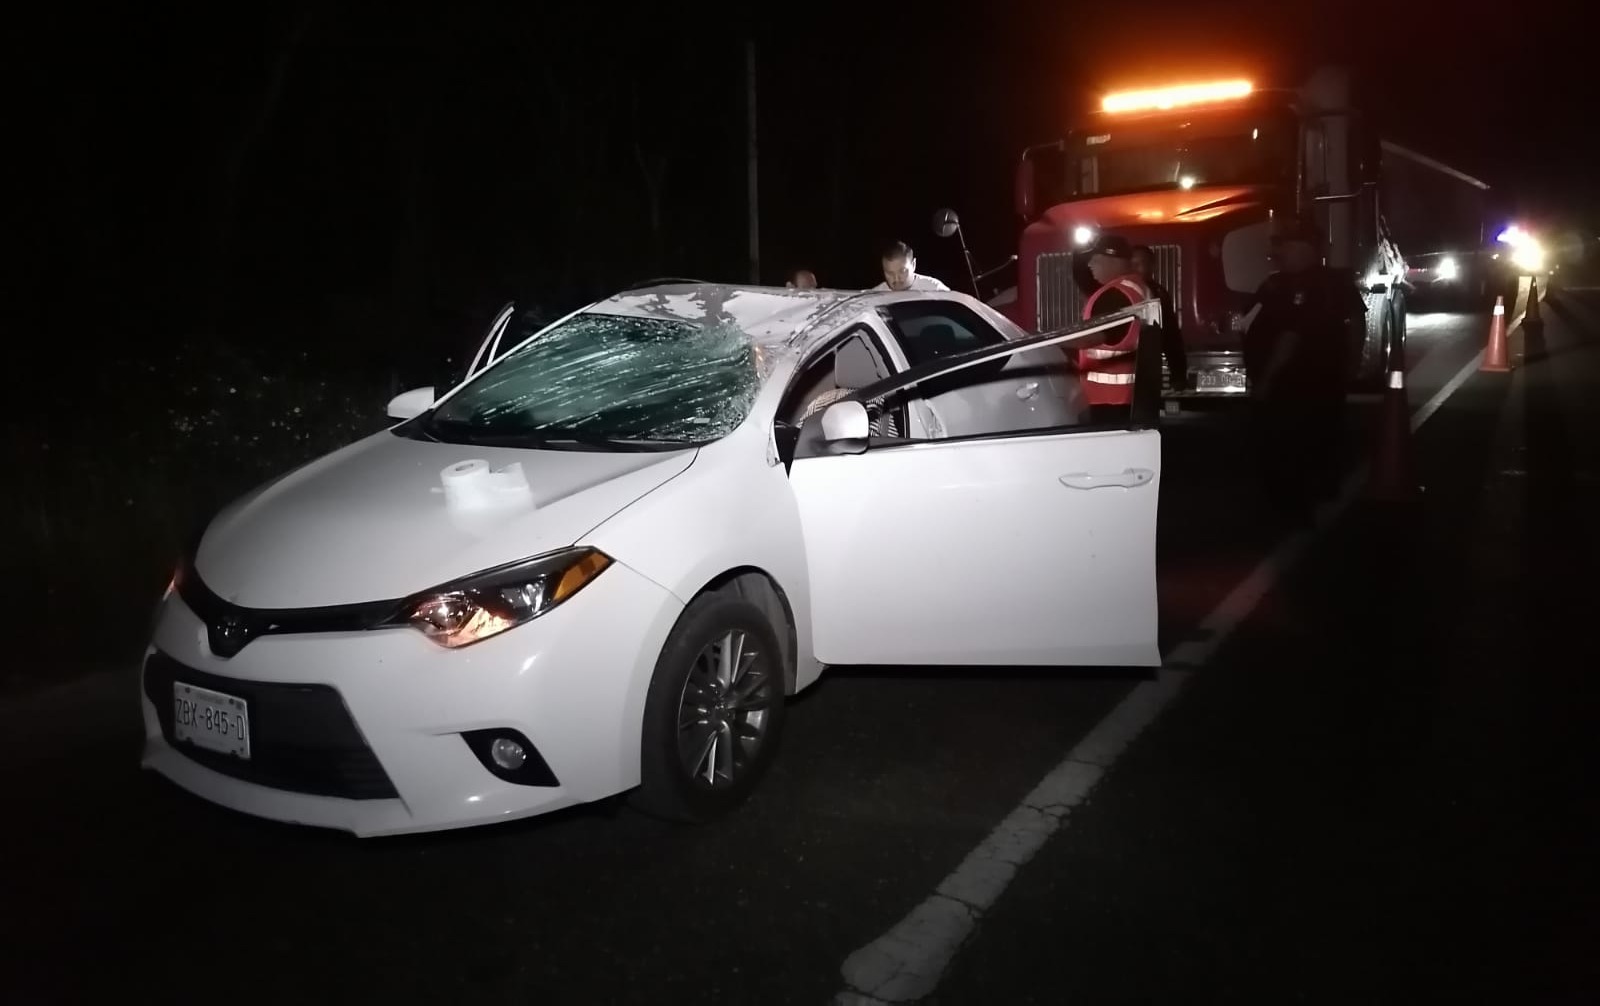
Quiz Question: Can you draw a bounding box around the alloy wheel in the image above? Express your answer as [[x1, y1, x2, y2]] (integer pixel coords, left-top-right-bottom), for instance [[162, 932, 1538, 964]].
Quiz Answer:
[[675, 630, 776, 789]]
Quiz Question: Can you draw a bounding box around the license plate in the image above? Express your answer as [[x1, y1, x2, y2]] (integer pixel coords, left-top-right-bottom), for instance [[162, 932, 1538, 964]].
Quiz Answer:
[[1195, 370, 1247, 391], [174, 682, 251, 759]]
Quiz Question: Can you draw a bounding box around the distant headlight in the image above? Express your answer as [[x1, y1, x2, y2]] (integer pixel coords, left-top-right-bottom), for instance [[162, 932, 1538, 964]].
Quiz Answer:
[[1435, 257, 1458, 280], [388, 548, 613, 648], [1511, 245, 1545, 273]]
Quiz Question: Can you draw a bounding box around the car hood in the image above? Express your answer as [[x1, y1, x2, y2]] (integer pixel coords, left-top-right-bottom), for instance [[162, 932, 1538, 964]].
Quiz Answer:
[[194, 431, 696, 607]]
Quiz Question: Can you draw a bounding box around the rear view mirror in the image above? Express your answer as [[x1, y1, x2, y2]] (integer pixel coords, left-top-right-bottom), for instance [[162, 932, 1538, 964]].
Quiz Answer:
[[820, 400, 870, 449], [387, 386, 436, 421]]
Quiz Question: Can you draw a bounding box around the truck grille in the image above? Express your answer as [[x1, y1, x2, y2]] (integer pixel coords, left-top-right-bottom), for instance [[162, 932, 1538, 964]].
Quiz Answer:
[[1035, 244, 1181, 332], [1036, 252, 1080, 332]]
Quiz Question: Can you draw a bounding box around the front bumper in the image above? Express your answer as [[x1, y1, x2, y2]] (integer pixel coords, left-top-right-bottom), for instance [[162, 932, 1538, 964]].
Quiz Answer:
[[140, 560, 683, 836]]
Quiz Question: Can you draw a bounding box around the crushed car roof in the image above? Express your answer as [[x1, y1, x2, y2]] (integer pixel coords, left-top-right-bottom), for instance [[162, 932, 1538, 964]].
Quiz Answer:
[[597, 283, 905, 350]]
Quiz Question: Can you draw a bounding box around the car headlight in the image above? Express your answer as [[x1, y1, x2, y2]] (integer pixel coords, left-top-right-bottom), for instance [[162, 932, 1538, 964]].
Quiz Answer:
[[1435, 257, 1458, 280], [388, 548, 613, 648]]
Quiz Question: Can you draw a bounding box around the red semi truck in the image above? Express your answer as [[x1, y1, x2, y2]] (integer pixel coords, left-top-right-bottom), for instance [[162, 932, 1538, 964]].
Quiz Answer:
[[994, 67, 1489, 396]]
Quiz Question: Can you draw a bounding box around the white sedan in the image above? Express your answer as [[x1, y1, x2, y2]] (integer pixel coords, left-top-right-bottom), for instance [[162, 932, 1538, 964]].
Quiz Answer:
[[142, 283, 1162, 836]]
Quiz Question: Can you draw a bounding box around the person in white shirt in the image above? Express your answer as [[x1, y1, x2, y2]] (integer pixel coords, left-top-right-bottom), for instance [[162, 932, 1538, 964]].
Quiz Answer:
[[873, 241, 950, 292]]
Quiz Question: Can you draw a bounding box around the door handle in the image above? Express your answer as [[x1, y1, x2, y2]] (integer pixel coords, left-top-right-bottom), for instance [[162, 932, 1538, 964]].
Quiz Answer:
[[1016, 381, 1040, 400], [1059, 468, 1155, 490]]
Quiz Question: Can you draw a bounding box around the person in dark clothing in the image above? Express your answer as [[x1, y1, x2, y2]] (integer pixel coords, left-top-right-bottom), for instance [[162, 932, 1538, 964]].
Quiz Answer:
[[1131, 244, 1187, 392], [1242, 220, 1367, 517], [1076, 235, 1162, 426]]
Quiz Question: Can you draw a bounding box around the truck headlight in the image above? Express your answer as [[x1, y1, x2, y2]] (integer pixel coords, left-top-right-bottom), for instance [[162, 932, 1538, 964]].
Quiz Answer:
[[1435, 257, 1458, 280], [1072, 225, 1096, 247]]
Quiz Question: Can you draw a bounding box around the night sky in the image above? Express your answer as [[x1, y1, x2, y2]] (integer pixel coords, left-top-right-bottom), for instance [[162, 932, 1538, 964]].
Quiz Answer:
[[8, 0, 1592, 375]]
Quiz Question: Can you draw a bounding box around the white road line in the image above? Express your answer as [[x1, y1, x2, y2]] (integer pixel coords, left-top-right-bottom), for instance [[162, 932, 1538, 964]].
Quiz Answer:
[[1405, 276, 1545, 433], [833, 348, 1488, 1005], [1412, 349, 1487, 432]]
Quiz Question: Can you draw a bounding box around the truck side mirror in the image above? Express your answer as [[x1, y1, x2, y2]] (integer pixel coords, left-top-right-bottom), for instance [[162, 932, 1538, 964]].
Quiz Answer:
[[1015, 157, 1036, 220], [932, 208, 961, 239]]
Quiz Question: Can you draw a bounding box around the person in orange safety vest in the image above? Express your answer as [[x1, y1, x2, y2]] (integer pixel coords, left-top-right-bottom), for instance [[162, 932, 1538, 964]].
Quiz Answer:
[[1077, 234, 1154, 425]]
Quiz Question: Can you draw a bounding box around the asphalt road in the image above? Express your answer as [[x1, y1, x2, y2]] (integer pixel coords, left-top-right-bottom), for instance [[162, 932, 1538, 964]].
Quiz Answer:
[[4, 295, 1594, 1005]]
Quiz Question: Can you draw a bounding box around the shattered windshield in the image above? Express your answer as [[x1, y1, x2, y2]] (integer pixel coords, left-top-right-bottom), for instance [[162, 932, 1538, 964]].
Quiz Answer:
[[422, 313, 761, 449]]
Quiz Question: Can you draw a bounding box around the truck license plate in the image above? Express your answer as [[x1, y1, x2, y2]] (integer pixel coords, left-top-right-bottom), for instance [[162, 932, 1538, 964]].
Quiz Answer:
[[1196, 370, 1246, 392], [174, 682, 251, 759]]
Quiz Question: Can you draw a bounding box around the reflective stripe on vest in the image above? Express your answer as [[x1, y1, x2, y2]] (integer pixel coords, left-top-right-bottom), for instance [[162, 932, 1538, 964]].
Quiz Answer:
[[1082, 346, 1134, 360], [1085, 371, 1137, 385]]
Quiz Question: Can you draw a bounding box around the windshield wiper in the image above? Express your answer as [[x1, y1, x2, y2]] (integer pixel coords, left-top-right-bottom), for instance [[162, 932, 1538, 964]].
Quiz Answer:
[[422, 419, 688, 451], [531, 429, 690, 451]]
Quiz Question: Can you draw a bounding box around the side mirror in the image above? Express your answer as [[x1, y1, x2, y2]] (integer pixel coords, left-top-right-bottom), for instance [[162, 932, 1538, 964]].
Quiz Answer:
[[932, 208, 961, 239], [387, 386, 436, 421], [820, 400, 871, 450], [1014, 156, 1036, 220]]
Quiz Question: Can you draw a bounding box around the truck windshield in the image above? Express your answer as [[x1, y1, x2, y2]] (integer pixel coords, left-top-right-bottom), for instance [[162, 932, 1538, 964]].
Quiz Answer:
[[1071, 109, 1296, 198]]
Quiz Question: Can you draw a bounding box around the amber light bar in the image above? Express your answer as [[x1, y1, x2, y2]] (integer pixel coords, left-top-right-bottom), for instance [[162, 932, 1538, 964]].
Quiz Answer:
[[1101, 79, 1253, 114]]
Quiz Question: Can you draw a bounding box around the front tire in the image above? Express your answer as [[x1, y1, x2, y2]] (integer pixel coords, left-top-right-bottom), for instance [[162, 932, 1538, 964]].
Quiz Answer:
[[633, 591, 787, 823]]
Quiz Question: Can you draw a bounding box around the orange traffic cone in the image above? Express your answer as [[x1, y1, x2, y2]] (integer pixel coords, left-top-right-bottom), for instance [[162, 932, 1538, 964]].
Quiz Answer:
[[1367, 368, 1416, 502], [1525, 278, 1542, 326], [1481, 296, 1510, 373]]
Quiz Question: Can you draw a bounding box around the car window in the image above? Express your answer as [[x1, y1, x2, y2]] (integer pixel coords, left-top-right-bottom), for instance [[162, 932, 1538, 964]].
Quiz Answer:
[[418, 312, 760, 447], [792, 304, 1157, 458], [777, 326, 895, 427], [875, 353, 1086, 443], [891, 316, 1164, 442], [878, 301, 1008, 367], [777, 328, 906, 462]]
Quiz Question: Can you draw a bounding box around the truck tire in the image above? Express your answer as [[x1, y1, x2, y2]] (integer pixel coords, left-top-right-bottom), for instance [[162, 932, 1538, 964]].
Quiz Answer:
[[1354, 311, 1390, 392], [1392, 302, 1407, 366]]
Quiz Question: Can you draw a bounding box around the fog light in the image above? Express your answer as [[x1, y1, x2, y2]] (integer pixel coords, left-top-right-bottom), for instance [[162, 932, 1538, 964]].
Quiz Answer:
[[490, 737, 526, 770], [461, 728, 559, 786]]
